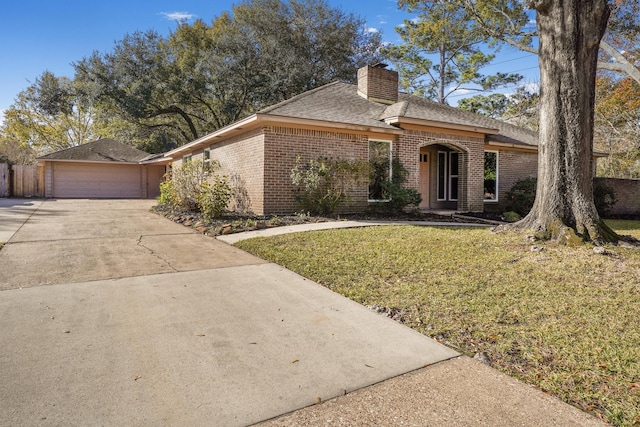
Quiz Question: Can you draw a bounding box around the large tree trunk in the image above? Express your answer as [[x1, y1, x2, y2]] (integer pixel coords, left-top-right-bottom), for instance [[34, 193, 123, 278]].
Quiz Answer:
[[511, 0, 618, 245]]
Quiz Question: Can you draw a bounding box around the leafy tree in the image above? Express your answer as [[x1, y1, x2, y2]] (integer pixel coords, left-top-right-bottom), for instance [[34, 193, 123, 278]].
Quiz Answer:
[[0, 136, 36, 165], [382, 0, 523, 103], [594, 76, 640, 178], [500, 1, 621, 244], [458, 85, 540, 130], [1, 71, 97, 154], [74, 0, 382, 148], [457, 93, 509, 118], [463, 0, 640, 85]]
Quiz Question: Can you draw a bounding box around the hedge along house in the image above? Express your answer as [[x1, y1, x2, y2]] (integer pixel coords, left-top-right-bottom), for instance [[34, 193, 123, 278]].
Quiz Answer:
[[154, 65, 542, 215]]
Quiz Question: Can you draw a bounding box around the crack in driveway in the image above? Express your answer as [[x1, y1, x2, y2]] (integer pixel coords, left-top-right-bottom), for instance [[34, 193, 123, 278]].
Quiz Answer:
[[136, 235, 178, 272]]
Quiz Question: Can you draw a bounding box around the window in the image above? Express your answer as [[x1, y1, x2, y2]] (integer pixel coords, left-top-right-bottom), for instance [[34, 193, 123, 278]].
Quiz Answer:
[[484, 151, 498, 202], [437, 151, 458, 201], [182, 154, 192, 163], [449, 152, 459, 201], [437, 152, 447, 201], [368, 140, 392, 200]]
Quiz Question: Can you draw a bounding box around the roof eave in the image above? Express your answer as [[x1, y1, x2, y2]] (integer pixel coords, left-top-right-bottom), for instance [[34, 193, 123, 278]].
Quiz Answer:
[[164, 114, 262, 158], [262, 114, 403, 135], [37, 158, 143, 165], [161, 113, 404, 161], [385, 116, 499, 135]]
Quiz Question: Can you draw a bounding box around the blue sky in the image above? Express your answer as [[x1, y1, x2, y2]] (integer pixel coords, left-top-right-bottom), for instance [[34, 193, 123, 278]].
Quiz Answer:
[[0, 0, 539, 119]]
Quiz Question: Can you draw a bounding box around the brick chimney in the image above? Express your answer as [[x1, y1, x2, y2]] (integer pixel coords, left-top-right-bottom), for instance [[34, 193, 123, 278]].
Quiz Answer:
[[357, 63, 399, 105]]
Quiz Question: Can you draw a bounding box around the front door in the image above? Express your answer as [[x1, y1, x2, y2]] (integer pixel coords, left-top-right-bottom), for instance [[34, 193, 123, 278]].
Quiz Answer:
[[419, 152, 429, 208]]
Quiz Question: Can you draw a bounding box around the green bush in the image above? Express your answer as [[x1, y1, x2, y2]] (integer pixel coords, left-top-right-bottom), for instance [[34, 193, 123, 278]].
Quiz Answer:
[[372, 158, 422, 214], [593, 181, 617, 217], [504, 177, 537, 216], [198, 176, 233, 220], [158, 179, 175, 206], [159, 159, 233, 219], [505, 177, 618, 218], [502, 211, 521, 222], [290, 156, 369, 215]]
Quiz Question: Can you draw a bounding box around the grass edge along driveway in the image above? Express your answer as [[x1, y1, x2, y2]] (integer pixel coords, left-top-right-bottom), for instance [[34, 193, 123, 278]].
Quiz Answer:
[[236, 220, 640, 427]]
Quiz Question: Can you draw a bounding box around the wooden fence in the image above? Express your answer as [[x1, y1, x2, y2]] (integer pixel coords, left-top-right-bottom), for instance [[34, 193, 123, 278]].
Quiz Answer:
[[0, 163, 8, 197], [10, 165, 44, 198]]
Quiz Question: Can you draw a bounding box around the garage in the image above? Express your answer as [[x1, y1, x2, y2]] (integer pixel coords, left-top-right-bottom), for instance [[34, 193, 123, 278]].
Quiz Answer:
[[52, 162, 144, 198], [38, 139, 166, 199]]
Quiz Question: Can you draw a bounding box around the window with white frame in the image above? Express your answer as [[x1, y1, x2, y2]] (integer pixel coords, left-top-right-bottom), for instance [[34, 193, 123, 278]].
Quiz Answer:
[[182, 154, 192, 163], [368, 140, 392, 200], [437, 151, 459, 201], [484, 151, 498, 202]]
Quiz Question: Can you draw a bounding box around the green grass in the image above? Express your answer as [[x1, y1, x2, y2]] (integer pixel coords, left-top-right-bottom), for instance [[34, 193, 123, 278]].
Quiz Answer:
[[237, 221, 640, 426]]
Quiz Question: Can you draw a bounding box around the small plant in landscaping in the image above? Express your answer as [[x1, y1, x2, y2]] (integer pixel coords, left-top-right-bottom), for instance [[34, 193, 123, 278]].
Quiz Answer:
[[160, 159, 233, 220], [158, 179, 176, 206], [502, 211, 521, 222], [198, 177, 232, 220], [267, 216, 284, 227], [290, 155, 369, 215]]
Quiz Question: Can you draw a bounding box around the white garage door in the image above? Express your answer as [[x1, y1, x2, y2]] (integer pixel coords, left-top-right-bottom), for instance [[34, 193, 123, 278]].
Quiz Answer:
[[53, 163, 143, 198]]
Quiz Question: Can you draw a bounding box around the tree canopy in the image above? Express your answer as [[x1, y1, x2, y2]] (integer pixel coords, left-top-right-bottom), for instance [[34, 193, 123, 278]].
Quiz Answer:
[[72, 0, 382, 152], [1, 71, 98, 154], [1, 0, 382, 155], [382, 0, 524, 103]]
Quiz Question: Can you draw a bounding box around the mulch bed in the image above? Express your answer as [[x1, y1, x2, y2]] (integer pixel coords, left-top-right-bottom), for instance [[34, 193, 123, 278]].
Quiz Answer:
[[151, 204, 492, 237]]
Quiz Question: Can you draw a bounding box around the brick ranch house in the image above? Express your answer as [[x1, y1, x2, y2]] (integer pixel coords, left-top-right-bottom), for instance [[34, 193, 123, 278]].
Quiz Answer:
[[149, 65, 559, 215]]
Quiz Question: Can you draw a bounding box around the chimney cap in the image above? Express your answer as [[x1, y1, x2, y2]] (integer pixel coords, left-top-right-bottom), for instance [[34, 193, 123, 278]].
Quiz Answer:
[[372, 62, 388, 69]]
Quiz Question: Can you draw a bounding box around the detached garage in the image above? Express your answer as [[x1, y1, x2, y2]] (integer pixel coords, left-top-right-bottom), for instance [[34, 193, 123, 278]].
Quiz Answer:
[[38, 139, 166, 199]]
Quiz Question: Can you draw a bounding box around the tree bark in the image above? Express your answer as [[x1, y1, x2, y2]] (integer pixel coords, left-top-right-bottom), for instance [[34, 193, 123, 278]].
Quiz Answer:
[[509, 0, 619, 244]]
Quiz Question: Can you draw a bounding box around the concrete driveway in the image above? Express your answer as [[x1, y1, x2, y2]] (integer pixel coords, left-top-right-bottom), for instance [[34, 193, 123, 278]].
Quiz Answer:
[[0, 199, 458, 426]]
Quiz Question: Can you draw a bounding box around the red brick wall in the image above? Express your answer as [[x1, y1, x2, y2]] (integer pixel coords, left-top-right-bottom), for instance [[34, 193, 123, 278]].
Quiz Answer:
[[208, 129, 265, 214], [493, 150, 538, 211], [263, 126, 370, 214], [398, 129, 485, 212], [357, 66, 399, 104], [596, 177, 640, 216]]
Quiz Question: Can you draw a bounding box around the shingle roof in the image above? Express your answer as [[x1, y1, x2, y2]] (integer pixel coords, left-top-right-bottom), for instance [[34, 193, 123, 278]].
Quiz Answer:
[[260, 81, 538, 148], [260, 82, 401, 130], [38, 139, 151, 162]]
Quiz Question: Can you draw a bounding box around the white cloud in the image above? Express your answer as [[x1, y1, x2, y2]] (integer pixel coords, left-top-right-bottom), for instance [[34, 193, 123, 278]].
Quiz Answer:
[[366, 27, 380, 34], [160, 11, 196, 21]]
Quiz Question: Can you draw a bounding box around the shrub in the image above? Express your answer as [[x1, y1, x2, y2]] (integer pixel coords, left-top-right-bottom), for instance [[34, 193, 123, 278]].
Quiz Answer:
[[197, 176, 233, 220], [593, 181, 617, 217], [372, 158, 422, 214], [502, 211, 521, 222], [505, 177, 618, 218], [159, 159, 233, 219], [504, 177, 537, 216], [290, 156, 369, 215], [158, 178, 175, 206]]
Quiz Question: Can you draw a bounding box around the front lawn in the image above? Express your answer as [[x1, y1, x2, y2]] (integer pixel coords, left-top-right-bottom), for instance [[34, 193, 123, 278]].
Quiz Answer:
[[236, 221, 640, 426]]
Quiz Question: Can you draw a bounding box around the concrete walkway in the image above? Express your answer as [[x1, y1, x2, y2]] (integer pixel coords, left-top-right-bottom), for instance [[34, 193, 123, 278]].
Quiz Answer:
[[216, 219, 490, 244], [0, 199, 603, 426]]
